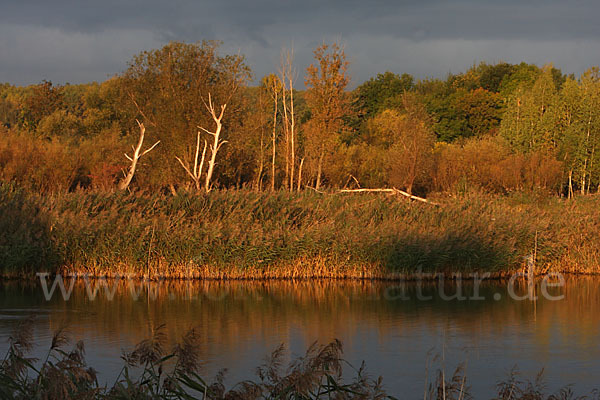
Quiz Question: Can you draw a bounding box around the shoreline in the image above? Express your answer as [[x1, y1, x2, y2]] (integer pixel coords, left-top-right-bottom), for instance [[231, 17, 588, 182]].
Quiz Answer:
[[3, 268, 591, 282]]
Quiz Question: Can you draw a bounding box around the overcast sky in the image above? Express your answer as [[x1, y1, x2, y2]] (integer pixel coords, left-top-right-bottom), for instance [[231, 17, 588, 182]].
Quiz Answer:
[[1, 0, 600, 87]]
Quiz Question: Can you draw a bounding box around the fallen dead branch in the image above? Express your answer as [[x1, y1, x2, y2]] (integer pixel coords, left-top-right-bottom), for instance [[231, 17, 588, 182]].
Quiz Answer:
[[339, 188, 439, 206]]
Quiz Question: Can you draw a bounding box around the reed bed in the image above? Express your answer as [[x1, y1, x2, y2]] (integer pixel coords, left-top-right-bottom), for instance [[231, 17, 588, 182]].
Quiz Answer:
[[1, 183, 600, 278], [0, 318, 390, 399], [1, 319, 596, 399]]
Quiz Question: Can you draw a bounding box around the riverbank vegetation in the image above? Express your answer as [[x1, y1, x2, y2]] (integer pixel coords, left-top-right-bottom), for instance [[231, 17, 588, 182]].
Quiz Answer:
[[2, 40, 600, 276], [1, 319, 596, 399], [2, 183, 600, 277], [1, 319, 390, 399]]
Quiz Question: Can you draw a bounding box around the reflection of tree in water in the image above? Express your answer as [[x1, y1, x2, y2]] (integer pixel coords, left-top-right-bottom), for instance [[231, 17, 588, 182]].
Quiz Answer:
[[0, 277, 593, 359]]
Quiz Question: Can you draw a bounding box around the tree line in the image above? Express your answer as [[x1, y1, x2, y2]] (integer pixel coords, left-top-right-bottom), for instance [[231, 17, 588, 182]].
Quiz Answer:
[[0, 40, 598, 197]]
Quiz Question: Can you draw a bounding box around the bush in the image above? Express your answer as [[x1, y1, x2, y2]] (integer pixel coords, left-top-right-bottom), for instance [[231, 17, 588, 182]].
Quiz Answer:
[[0, 128, 126, 193], [434, 137, 563, 193]]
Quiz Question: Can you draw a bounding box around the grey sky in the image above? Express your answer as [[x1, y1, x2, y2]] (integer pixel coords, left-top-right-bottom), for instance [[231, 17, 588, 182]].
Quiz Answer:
[[1, 0, 600, 87]]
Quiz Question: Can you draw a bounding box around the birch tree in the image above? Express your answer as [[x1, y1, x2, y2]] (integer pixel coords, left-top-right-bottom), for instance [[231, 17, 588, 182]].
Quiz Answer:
[[555, 77, 581, 197], [500, 65, 559, 153], [557, 68, 600, 195], [575, 68, 600, 193]]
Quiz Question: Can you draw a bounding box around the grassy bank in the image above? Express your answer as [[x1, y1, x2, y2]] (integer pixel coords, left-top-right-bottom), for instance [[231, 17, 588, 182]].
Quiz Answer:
[[1, 183, 599, 278]]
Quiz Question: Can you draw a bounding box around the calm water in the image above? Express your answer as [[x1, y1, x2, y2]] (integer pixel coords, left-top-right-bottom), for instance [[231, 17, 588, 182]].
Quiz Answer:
[[0, 277, 598, 397]]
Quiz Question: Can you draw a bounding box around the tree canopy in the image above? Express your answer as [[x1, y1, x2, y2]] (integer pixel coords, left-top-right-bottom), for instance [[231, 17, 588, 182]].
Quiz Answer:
[[0, 43, 598, 197]]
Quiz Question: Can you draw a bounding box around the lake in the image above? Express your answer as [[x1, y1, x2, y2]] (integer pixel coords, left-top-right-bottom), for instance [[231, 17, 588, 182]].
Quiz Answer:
[[0, 275, 597, 397]]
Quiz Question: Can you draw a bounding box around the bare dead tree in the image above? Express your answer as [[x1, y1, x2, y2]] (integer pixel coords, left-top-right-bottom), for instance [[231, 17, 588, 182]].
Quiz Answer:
[[271, 86, 278, 191], [297, 157, 304, 191], [289, 71, 296, 192], [118, 120, 160, 191], [280, 61, 290, 190], [280, 48, 296, 192], [267, 76, 280, 192], [175, 131, 207, 191], [201, 93, 227, 192], [340, 188, 438, 206], [255, 132, 266, 191]]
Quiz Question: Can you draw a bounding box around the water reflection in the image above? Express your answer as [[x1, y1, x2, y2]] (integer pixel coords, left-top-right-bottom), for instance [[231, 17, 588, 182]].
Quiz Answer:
[[0, 277, 598, 396]]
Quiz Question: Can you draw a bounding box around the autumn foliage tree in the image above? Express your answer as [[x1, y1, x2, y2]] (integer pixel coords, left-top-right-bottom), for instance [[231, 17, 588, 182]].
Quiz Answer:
[[371, 94, 436, 194], [22, 80, 64, 131], [304, 43, 350, 189], [5, 42, 600, 197], [119, 41, 251, 190]]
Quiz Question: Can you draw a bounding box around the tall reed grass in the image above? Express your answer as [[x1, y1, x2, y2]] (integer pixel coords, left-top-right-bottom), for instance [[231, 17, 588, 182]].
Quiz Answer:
[[1, 183, 599, 278], [1, 319, 596, 399], [0, 319, 390, 399]]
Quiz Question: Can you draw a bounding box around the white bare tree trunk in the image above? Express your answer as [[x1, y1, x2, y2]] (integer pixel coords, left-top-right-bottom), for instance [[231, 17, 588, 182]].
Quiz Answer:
[[280, 49, 296, 192], [315, 148, 324, 190], [289, 75, 295, 192], [256, 133, 265, 191], [201, 93, 227, 192], [281, 71, 290, 190], [297, 157, 304, 191], [271, 87, 278, 192], [176, 131, 207, 191], [118, 120, 160, 191]]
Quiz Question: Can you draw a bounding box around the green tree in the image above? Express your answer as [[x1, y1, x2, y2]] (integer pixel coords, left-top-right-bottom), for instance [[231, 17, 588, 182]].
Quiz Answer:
[[576, 68, 600, 193], [498, 62, 541, 96], [81, 78, 129, 135], [455, 88, 503, 137], [415, 78, 467, 142], [353, 71, 414, 119], [477, 62, 517, 93], [556, 69, 600, 195], [500, 65, 560, 153]]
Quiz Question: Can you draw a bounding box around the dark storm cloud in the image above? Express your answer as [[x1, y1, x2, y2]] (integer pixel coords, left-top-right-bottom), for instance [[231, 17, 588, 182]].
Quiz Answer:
[[3, 0, 600, 40], [2, 0, 600, 86]]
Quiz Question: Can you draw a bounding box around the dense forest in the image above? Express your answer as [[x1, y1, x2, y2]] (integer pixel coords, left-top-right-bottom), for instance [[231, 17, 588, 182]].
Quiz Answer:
[[1, 40, 599, 197]]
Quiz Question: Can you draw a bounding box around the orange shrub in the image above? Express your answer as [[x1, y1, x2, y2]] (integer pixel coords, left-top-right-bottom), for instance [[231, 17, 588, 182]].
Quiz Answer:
[[0, 127, 126, 193], [434, 137, 563, 193]]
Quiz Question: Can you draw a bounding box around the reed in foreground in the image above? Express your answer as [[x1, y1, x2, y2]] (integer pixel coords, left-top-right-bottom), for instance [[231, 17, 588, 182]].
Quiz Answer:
[[0, 318, 390, 399], [1, 319, 598, 399]]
